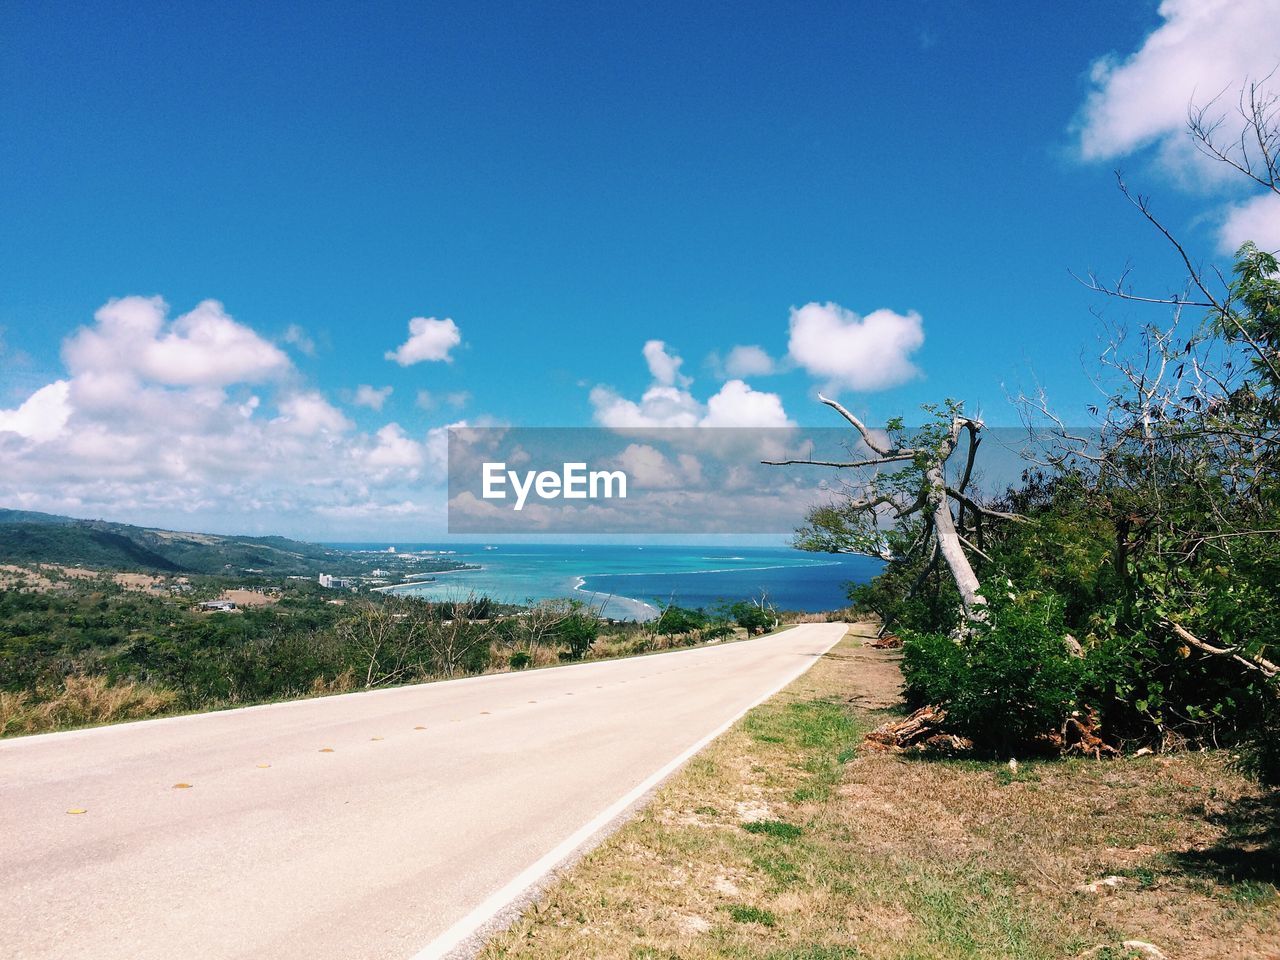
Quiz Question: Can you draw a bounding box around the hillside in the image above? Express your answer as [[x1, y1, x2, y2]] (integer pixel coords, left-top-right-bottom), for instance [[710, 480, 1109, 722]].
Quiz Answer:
[[0, 509, 349, 575]]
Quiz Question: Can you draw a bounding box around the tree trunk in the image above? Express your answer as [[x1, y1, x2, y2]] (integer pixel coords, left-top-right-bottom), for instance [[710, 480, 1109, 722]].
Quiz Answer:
[[927, 466, 987, 623]]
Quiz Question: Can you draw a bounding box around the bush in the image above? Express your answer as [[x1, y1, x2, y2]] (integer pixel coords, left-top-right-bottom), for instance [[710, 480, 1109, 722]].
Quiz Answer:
[[654, 603, 706, 638], [729, 601, 774, 635], [555, 610, 600, 661], [902, 594, 1083, 754], [901, 630, 965, 708], [509, 650, 532, 669]]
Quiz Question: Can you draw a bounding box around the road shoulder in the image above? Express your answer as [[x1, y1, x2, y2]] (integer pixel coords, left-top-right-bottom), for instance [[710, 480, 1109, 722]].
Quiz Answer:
[[476, 623, 1280, 960]]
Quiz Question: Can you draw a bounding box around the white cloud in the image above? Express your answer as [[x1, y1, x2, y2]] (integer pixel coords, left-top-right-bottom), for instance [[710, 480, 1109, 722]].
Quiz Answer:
[[591, 342, 792, 429], [64, 297, 290, 387], [590, 384, 703, 428], [365, 423, 426, 476], [385, 316, 461, 365], [642, 340, 691, 387], [1219, 192, 1280, 253], [1073, 0, 1280, 253], [353, 384, 393, 410], [0, 380, 72, 442], [787, 302, 924, 392], [701, 379, 792, 428], [0, 297, 466, 538], [1076, 0, 1278, 164], [273, 392, 353, 435], [722, 344, 777, 378], [281, 323, 316, 356], [614, 443, 690, 489]]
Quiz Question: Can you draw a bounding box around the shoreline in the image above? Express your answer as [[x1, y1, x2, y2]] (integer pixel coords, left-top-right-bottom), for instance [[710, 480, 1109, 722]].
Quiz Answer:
[[373, 564, 484, 594]]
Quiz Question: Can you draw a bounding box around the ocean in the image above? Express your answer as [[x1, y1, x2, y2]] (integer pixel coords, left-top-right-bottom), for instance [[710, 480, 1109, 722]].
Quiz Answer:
[[332, 543, 882, 621]]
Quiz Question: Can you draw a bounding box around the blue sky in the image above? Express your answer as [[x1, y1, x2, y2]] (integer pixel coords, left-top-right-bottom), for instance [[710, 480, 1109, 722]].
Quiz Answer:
[[1, 0, 1277, 538]]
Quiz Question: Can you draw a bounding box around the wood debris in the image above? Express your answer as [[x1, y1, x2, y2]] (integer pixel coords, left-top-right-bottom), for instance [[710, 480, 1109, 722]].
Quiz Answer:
[[864, 705, 963, 752], [867, 633, 903, 649]]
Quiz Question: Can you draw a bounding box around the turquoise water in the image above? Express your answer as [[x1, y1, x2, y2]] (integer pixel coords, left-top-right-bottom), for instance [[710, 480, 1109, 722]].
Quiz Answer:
[[333, 543, 881, 620]]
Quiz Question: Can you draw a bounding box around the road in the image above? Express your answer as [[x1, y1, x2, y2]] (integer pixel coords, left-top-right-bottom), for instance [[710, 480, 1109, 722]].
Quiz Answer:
[[1, 621, 847, 960]]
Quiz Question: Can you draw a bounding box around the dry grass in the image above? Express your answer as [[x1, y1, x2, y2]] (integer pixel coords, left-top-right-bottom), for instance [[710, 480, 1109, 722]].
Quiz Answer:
[[0, 676, 179, 736], [481, 625, 1280, 960]]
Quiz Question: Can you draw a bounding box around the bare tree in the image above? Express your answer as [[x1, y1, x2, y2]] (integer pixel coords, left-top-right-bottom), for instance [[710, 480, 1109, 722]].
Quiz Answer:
[[766, 396, 1020, 624], [418, 593, 499, 677], [337, 599, 426, 688], [1022, 77, 1280, 685]]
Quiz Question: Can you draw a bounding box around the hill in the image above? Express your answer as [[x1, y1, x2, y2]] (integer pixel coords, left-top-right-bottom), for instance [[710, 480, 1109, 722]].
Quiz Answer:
[[0, 509, 349, 575]]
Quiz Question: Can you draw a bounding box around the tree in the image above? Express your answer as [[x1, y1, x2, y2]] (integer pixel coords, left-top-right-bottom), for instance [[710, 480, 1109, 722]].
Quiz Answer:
[[729, 595, 778, 635], [767, 398, 1020, 625]]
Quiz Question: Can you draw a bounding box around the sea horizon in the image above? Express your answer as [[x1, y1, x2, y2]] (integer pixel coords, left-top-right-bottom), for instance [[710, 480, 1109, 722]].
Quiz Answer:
[[331, 542, 882, 621]]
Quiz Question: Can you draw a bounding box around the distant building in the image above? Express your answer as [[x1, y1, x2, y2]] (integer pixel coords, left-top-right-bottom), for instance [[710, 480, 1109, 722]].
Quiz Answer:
[[199, 600, 237, 612], [318, 573, 357, 590]]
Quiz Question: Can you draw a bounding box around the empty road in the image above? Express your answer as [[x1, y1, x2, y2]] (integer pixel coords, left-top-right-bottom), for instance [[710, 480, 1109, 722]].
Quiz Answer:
[[1, 621, 847, 960]]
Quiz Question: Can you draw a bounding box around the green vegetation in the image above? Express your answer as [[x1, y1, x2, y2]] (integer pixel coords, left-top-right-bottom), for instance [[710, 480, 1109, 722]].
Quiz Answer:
[[0, 568, 790, 736], [789, 101, 1280, 780], [901, 595, 1084, 754]]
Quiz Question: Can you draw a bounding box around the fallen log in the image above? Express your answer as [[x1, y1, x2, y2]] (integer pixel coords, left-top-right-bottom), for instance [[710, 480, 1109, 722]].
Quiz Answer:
[[867, 633, 903, 649], [864, 705, 949, 751]]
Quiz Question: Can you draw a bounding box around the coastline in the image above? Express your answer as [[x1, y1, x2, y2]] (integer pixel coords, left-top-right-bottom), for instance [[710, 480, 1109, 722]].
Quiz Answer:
[[373, 564, 484, 595]]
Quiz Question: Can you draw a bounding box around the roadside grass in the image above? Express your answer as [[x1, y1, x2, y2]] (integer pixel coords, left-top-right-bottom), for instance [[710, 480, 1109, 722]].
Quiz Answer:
[[0, 614, 796, 738], [0, 676, 179, 736], [480, 625, 1280, 960]]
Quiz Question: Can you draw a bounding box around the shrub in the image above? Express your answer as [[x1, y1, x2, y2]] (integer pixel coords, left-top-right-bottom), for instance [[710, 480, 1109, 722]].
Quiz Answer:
[[901, 630, 965, 708], [555, 610, 600, 661], [729, 600, 774, 635], [654, 603, 706, 638], [901, 593, 1083, 754], [509, 650, 532, 670]]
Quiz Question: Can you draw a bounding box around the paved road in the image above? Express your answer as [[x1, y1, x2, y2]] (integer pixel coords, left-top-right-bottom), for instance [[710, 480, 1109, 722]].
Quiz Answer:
[[1, 622, 847, 960]]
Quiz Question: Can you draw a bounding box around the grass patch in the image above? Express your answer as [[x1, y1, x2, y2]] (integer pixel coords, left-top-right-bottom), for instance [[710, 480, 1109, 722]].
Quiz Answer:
[[728, 905, 778, 926], [481, 624, 1280, 960], [743, 819, 803, 840]]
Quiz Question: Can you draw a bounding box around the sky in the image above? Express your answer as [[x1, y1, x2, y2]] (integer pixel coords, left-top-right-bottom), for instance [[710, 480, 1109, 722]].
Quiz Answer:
[[1, 0, 1278, 540]]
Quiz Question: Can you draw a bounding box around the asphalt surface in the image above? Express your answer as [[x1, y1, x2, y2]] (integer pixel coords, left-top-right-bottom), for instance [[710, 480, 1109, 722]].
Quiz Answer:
[[2, 621, 847, 960]]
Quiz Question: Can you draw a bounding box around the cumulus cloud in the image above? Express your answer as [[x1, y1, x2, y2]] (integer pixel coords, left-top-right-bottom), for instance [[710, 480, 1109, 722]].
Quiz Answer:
[[64, 296, 290, 387], [1076, 0, 1277, 163], [590, 384, 703, 428], [353, 384, 393, 410], [385, 316, 462, 365], [273, 391, 353, 435], [721, 344, 777, 378], [0, 297, 461, 537], [590, 342, 793, 429], [642, 339, 691, 387], [1074, 0, 1280, 251], [0, 380, 71, 442], [613, 443, 696, 489], [1219, 192, 1280, 252], [787, 302, 924, 392], [701, 379, 792, 428]]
